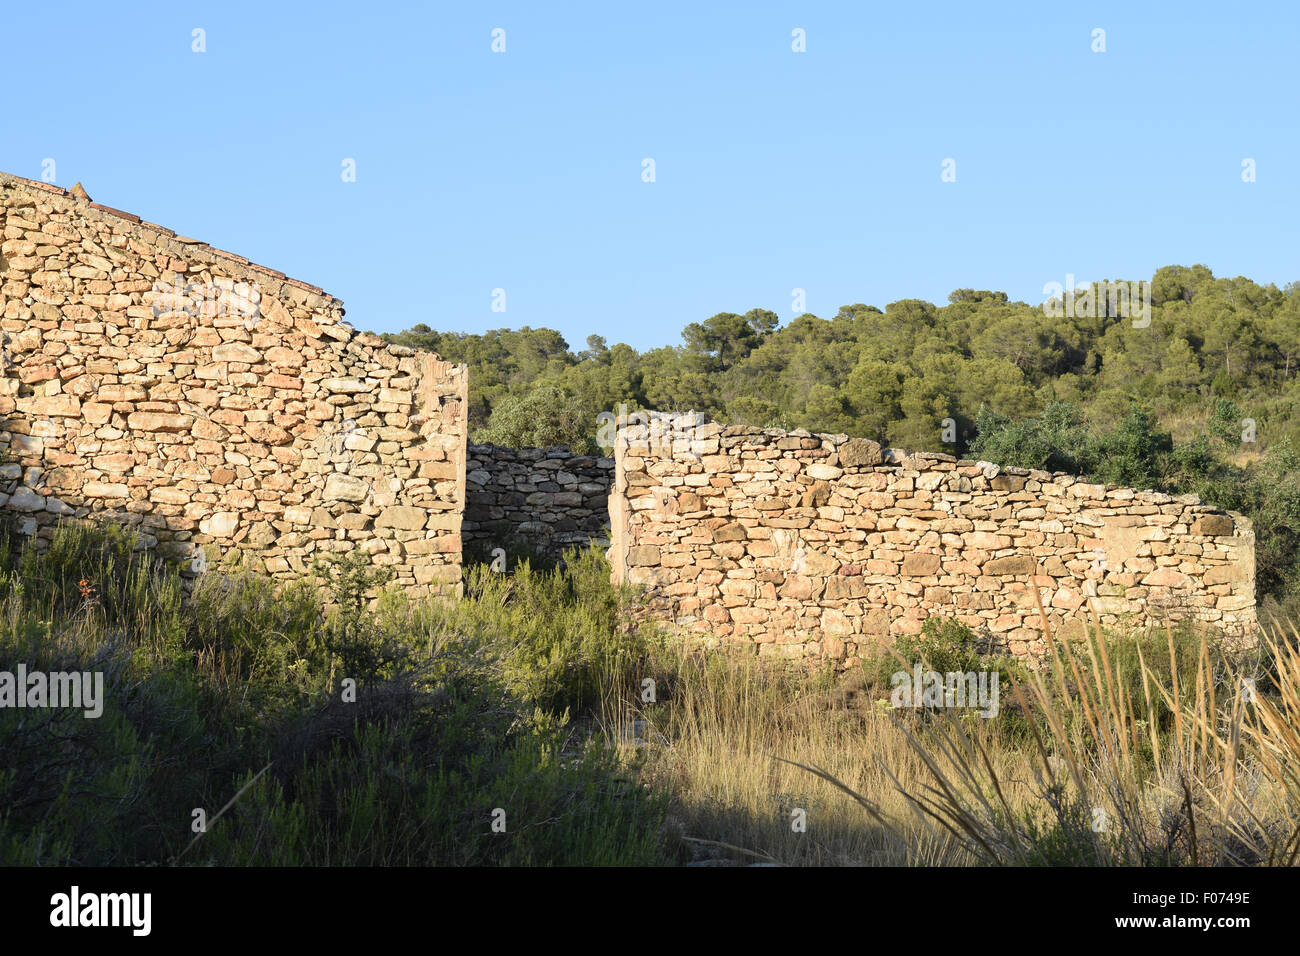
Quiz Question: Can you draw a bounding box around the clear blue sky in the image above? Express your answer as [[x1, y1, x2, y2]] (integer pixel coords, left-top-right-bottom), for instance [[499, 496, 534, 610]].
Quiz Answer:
[[4, 1, 1296, 351]]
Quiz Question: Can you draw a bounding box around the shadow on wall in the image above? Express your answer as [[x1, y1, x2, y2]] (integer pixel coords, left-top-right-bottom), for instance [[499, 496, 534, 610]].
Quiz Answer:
[[461, 536, 562, 574], [0, 171, 471, 601], [464, 443, 613, 565], [0, 411, 216, 577]]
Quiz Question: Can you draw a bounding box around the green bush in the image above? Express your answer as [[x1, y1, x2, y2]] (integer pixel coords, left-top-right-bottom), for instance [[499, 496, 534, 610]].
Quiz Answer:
[[187, 571, 326, 695], [863, 616, 1025, 691], [0, 528, 673, 866], [199, 708, 666, 866], [1054, 622, 1241, 740], [969, 402, 1088, 473], [418, 544, 662, 715], [1, 518, 184, 641], [475, 385, 599, 453], [462, 533, 561, 574]]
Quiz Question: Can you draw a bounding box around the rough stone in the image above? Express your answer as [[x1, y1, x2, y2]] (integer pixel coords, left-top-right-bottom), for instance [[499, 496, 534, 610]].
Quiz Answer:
[[1192, 514, 1235, 536], [607, 413, 1256, 668], [0, 171, 468, 600]]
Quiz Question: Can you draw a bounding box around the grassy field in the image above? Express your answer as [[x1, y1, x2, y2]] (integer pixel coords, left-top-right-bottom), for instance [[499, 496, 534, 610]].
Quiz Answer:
[[2, 524, 1297, 867]]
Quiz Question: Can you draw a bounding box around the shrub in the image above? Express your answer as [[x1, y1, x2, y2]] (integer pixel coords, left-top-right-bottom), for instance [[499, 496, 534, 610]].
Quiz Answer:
[[186, 571, 326, 695], [862, 616, 1025, 696], [0, 530, 674, 866], [420, 545, 662, 715], [969, 402, 1087, 473], [1, 519, 184, 642], [475, 386, 599, 453]]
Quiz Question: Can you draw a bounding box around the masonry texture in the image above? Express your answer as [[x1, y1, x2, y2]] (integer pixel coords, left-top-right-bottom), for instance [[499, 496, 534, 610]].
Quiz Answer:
[[0, 172, 467, 596], [609, 421, 1257, 664], [464, 443, 612, 560], [0, 171, 1263, 659]]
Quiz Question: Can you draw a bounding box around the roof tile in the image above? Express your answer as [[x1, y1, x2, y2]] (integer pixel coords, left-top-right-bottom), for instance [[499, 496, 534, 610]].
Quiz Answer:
[[88, 202, 141, 223]]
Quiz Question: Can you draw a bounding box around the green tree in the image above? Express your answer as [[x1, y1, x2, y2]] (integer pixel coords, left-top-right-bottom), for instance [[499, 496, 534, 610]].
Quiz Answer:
[[682, 309, 777, 371], [969, 402, 1088, 473], [1087, 405, 1172, 489], [476, 386, 597, 452]]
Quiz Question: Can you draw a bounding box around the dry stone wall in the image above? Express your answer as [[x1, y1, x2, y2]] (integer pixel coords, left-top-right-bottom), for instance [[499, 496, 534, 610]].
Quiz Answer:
[[464, 443, 612, 560], [609, 420, 1257, 664], [0, 169, 1264, 655], [0, 172, 467, 596]]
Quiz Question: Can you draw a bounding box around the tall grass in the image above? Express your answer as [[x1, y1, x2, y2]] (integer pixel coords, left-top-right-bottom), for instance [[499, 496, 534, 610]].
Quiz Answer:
[[623, 650, 974, 865], [780, 595, 1300, 866]]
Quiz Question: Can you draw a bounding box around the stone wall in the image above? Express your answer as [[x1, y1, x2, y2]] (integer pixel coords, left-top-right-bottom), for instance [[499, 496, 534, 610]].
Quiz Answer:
[[0, 169, 1265, 647], [0, 172, 468, 596], [464, 443, 612, 560], [608, 420, 1257, 664]]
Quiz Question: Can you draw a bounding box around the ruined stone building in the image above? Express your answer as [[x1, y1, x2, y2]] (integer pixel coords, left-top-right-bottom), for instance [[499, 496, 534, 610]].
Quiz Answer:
[[0, 171, 467, 596], [607, 423, 1256, 662], [0, 170, 1258, 663]]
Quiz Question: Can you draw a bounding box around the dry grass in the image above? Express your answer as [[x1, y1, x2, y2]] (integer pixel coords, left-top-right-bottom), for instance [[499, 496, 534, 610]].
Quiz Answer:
[[624, 603, 1300, 867], [615, 647, 1024, 865]]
